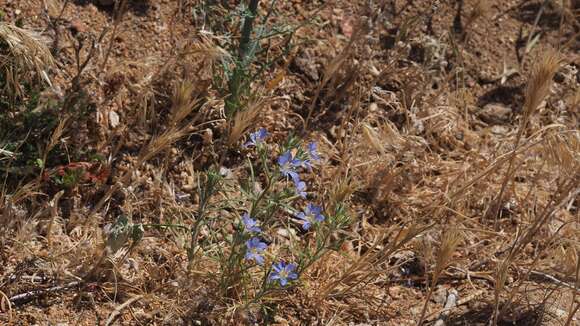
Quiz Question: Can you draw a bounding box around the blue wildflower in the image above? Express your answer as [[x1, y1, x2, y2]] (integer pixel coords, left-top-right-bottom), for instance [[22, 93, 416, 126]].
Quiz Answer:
[[293, 177, 307, 198], [307, 142, 321, 161], [301, 159, 313, 171], [244, 128, 268, 148], [269, 261, 298, 286], [302, 142, 321, 170], [277, 151, 302, 181], [242, 213, 261, 233], [297, 203, 325, 230], [245, 237, 268, 265]]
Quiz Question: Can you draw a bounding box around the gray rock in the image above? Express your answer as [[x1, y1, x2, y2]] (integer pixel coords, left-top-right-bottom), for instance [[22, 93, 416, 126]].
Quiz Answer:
[[478, 103, 512, 124]]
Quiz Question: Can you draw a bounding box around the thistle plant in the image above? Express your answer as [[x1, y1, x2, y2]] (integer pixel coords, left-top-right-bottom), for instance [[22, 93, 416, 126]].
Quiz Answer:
[[207, 0, 294, 118]]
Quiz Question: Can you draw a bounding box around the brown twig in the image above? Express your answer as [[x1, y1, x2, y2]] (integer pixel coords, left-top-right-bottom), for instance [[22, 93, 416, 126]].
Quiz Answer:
[[9, 281, 81, 306], [529, 270, 580, 292], [99, 0, 128, 74], [104, 295, 144, 326]]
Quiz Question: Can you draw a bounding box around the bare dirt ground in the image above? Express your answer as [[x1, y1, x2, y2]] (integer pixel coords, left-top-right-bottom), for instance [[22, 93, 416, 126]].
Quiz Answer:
[[0, 0, 579, 325]]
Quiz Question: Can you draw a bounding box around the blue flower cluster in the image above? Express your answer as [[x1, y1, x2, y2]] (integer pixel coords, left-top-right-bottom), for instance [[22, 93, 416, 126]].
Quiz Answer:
[[277, 142, 320, 199], [242, 213, 298, 286], [242, 129, 328, 287], [243, 214, 267, 265], [275, 142, 325, 230]]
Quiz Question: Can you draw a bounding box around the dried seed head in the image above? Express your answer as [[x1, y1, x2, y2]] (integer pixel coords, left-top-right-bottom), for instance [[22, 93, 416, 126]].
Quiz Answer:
[[361, 124, 385, 154], [523, 50, 562, 120], [227, 101, 263, 147], [434, 229, 462, 277], [542, 131, 580, 176], [0, 22, 55, 99], [169, 81, 201, 127]]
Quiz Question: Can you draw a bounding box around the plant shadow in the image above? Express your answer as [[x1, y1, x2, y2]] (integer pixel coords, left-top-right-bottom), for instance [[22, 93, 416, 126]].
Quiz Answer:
[[73, 0, 152, 17], [445, 303, 547, 326]]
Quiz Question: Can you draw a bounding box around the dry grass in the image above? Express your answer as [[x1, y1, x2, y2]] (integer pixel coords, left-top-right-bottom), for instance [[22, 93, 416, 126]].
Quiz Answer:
[[417, 229, 462, 325], [0, 22, 54, 103], [0, 0, 579, 325], [227, 99, 264, 147], [489, 50, 562, 226]]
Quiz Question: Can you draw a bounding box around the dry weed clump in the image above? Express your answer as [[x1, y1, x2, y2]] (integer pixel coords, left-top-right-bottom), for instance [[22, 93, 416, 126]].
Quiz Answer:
[[0, 22, 55, 103]]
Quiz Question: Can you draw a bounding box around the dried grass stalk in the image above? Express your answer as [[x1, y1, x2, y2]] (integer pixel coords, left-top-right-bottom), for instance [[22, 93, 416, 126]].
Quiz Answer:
[[522, 50, 561, 122], [227, 100, 263, 147], [490, 50, 561, 224], [417, 229, 462, 326], [319, 224, 433, 299]]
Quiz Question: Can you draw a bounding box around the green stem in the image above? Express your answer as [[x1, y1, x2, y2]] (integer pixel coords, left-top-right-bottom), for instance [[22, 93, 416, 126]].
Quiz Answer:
[[142, 223, 189, 231], [226, 0, 260, 116], [239, 0, 260, 61]]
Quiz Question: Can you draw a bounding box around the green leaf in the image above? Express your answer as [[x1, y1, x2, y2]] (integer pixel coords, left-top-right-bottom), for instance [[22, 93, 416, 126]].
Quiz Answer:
[[105, 215, 132, 254]]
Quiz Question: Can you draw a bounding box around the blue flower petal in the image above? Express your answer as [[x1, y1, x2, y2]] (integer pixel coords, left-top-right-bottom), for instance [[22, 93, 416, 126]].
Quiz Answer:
[[308, 142, 321, 161], [272, 263, 283, 273], [278, 151, 292, 165], [244, 128, 268, 148], [315, 214, 325, 222]]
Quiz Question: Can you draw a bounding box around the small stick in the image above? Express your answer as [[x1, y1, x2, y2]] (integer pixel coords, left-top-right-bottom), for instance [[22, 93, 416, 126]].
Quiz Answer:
[[46, 190, 64, 247], [9, 281, 81, 305], [104, 295, 144, 326], [0, 148, 15, 158], [0, 289, 12, 319], [530, 270, 580, 292]]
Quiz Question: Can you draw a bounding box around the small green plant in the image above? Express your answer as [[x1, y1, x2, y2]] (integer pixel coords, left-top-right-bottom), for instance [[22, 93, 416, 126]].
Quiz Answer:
[[149, 129, 351, 320], [207, 0, 293, 117], [214, 130, 350, 318], [0, 22, 95, 190]]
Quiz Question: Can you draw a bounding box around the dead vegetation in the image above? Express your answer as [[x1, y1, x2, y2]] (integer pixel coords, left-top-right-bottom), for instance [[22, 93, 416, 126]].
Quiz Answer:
[[0, 0, 579, 325]]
